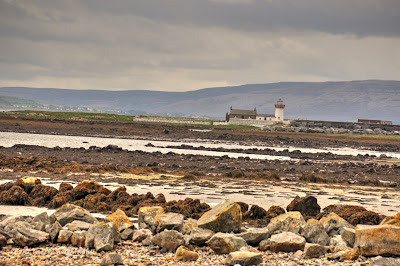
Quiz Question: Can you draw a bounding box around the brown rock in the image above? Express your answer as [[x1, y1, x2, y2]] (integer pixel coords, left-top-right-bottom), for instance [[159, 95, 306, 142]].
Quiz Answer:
[[29, 185, 58, 206], [246, 205, 268, 219], [223, 251, 263, 266], [286, 196, 320, 217], [14, 177, 41, 194], [175, 246, 199, 261], [72, 180, 111, 200], [322, 204, 367, 221], [270, 232, 306, 253], [59, 182, 73, 192], [348, 211, 382, 226], [380, 213, 400, 226], [0, 185, 30, 205], [57, 229, 73, 243], [198, 200, 242, 233], [49, 191, 73, 209], [355, 224, 400, 256], [71, 231, 86, 247], [340, 248, 360, 261]]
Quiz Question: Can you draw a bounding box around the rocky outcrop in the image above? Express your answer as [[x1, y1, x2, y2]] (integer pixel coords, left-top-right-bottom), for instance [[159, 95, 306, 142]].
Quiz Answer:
[[198, 200, 242, 233], [270, 232, 306, 253], [206, 233, 247, 254], [222, 251, 263, 266], [286, 196, 320, 217], [354, 224, 400, 256], [267, 211, 306, 235]]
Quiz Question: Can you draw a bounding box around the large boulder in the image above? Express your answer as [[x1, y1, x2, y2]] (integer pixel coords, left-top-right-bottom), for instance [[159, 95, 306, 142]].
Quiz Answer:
[[198, 200, 242, 233], [206, 232, 247, 254], [223, 251, 263, 266], [151, 229, 185, 251], [104, 209, 134, 232], [300, 218, 330, 246], [354, 224, 400, 256], [154, 212, 184, 233], [85, 222, 120, 252], [270, 232, 306, 253], [236, 228, 270, 246], [267, 211, 306, 235], [138, 206, 164, 231], [320, 212, 354, 236], [50, 203, 98, 226], [286, 196, 320, 217], [380, 213, 400, 226]]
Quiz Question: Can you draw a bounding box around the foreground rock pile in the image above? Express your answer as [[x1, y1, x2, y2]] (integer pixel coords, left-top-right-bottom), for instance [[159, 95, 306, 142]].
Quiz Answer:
[[0, 179, 399, 265]]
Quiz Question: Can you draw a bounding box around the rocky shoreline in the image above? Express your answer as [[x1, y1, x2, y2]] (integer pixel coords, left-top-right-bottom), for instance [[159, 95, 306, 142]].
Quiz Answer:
[[0, 178, 399, 265]]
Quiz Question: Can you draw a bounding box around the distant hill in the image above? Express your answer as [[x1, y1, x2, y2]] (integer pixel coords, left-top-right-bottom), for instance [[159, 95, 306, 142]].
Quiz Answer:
[[1, 80, 399, 124]]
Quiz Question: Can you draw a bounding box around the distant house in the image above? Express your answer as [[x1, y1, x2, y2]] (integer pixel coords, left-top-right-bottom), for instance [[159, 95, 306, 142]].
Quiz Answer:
[[226, 99, 286, 124]]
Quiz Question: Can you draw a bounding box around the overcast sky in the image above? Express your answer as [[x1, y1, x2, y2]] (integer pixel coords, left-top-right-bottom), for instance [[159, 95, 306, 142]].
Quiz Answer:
[[1, 0, 400, 91]]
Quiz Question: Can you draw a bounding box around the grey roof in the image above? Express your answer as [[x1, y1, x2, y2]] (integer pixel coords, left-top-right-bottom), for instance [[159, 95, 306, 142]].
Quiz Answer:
[[257, 113, 275, 117], [229, 109, 256, 116]]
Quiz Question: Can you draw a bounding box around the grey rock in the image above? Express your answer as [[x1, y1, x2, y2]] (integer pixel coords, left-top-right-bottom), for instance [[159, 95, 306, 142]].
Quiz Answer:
[[69, 220, 92, 231], [270, 232, 306, 253], [57, 229, 73, 243], [258, 239, 271, 251], [372, 256, 400, 266], [181, 218, 198, 235], [154, 212, 184, 233], [329, 235, 349, 248], [267, 212, 306, 235], [340, 227, 355, 248], [206, 232, 247, 254], [32, 212, 50, 231], [10, 227, 49, 246], [100, 253, 123, 266], [47, 221, 62, 243], [300, 218, 330, 246], [237, 227, 270, 246], [50, 203, 97, 226], [0, 234, 7, 248], [85, 222, 119, 252], [138, 206, 164, 231], [151, 229, 185, 251], [303, 243, 327, 259], [189, 227, 214, 246], [132, 229, 153, 242], [120, 228, 134, 240], [198, 200, 242, 233], [320, 213, 354, 237], [141, 235, 153, 246], [223, 251, 263, 266]]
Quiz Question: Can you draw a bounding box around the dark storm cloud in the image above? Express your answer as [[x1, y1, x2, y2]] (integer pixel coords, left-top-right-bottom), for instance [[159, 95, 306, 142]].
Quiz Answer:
[[84, 0, 400, 37]]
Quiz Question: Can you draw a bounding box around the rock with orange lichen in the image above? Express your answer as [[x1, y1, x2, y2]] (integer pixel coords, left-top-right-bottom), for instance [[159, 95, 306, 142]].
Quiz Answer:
[[198, 200, 242, 233], [380, 213, 400, 226], [354, 224, 400, 256], [267, 211, 306, 235], [104, 209, 135, 232]]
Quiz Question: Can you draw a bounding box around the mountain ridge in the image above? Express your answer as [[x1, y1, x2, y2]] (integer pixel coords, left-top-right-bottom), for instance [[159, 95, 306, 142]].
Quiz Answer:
[[1, 80, 399, 124]]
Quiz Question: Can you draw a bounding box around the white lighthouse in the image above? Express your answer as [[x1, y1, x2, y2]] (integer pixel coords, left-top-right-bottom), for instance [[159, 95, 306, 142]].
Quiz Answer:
[[274, 99, 285, 121]]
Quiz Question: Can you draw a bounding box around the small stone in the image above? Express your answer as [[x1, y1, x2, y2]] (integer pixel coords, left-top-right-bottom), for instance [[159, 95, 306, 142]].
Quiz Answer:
[[258, 239, 270, 251], [206, 232, 247, 254], [339, 248, 360, 261], [70, 231, 86, 247], [57, 229, 73, 243], [100, 253, 123, 266], [340, 227, 355, 247], [174, 246, 199, 261], [270, 232, 306, 253], [132, 229, 152, 242], [222, 251, 263, 266], [329, 235, 349, 248], [303, 243, 327, 259], [151, 229, 185, 252]]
